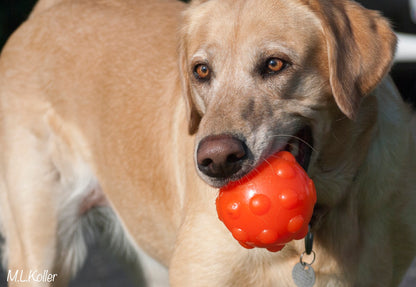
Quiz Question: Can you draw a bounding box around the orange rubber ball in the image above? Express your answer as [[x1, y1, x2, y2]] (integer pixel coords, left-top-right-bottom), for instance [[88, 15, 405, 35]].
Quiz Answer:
[[216, 151, 316, 252]]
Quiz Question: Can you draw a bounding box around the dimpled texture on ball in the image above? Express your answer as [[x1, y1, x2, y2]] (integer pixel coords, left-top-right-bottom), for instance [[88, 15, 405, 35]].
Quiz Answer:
[[216, 151, 316, 252]]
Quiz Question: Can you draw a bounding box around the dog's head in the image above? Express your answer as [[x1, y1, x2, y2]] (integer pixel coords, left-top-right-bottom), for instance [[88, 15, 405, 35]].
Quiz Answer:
[[178, 0, 396, 195]]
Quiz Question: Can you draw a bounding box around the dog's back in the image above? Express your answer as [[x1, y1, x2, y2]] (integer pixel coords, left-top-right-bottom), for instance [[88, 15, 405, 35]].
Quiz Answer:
[[0, 0, 186, 284]]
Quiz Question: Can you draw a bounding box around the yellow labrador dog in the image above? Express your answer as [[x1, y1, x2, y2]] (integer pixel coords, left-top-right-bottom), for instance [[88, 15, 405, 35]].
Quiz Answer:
[[0, 0, 415, 286]]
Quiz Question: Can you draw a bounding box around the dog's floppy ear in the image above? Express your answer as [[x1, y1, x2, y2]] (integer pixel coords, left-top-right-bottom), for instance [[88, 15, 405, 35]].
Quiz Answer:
[[178, 22, 202, 135], [307, 0, 397, 119]]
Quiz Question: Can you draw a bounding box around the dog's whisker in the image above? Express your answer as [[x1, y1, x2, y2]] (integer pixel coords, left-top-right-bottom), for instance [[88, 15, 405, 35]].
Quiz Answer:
[[263, 158, 278, 175], [249, 163, 262, 175], [270, 134, 318, 153]]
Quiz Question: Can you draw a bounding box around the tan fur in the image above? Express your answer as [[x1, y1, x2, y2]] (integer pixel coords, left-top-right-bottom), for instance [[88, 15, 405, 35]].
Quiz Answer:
[[0, 0, 415, 286]]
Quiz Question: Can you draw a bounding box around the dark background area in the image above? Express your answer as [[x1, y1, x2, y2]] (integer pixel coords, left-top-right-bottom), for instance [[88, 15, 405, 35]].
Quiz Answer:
[[0, 0, 415, 287]]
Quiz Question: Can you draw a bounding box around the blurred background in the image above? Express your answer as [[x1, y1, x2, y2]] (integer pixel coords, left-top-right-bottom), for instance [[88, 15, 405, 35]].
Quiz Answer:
[[0, 0, 415, 286]]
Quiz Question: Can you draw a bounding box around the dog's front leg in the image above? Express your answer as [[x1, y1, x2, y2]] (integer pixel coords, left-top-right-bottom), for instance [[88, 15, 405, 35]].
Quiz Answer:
[[0, 126, 67, 287], [169, 210, 245, 286]]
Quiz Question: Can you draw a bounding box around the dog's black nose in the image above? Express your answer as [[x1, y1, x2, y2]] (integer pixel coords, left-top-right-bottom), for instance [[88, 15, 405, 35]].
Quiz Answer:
[[197, 135, 247, 178]]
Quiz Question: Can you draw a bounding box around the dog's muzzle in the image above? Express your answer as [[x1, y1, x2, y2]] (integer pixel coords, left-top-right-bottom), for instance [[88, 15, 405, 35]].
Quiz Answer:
[[196, 126, 313, 187]]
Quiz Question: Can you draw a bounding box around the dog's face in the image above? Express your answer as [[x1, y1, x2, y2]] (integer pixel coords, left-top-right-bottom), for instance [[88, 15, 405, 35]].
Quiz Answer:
[[179, 0, 396, 191]]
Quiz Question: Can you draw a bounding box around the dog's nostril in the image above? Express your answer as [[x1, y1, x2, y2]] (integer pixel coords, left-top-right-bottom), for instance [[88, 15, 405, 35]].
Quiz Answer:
[[227, 152, 245, 163], [200, 158, 213, 167], [196, 135, 248, 179]]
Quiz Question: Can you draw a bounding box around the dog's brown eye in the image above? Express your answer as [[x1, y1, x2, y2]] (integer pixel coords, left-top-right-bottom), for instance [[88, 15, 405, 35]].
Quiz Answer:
[[194, 64, 211, 80], [266, 58, 285, 73]]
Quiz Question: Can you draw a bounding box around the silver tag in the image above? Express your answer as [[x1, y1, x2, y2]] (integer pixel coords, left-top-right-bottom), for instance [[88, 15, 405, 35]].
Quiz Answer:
[[292, 262, 316, 287]]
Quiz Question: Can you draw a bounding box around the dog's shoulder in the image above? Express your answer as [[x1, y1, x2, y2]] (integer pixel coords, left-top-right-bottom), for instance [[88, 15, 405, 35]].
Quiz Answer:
[[360, 76, 416, 208]]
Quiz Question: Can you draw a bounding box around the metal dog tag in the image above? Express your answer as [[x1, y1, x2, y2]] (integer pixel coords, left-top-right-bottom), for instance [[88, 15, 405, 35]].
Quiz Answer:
[[292, 262, 316, 287]]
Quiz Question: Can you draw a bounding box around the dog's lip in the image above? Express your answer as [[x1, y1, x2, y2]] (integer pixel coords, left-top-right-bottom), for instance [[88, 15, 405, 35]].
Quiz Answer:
[[283, 126, 313, 171], [260, 125, 313, 172]]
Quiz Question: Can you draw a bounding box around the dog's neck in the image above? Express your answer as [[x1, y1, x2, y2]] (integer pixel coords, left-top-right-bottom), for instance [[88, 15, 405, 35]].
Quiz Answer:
[[311, 94, 378, 209], [309, 77, 415, 280], [313, 77, 413, 214]]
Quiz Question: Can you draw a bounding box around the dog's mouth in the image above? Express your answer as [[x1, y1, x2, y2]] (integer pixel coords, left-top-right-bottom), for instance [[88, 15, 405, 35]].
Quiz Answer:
[[281, 126, 313, 172], [196, 126, 314, 189], [279, 126, 327, 231]]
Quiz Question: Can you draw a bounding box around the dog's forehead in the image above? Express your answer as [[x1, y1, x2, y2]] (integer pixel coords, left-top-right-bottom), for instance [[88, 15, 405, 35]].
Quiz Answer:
[[185, 0, 323, 59]]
